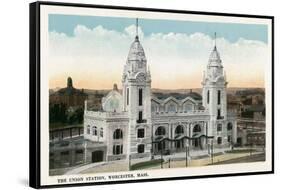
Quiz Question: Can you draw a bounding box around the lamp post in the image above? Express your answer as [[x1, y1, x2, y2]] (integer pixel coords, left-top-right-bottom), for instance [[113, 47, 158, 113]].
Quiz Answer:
[[168, 158, 171, 168], [231, 136, 234, 151], [161, 141, 163, 169], [248, 123, 253, 157], [151, 125, 154, 160], [211, 139, 214, 165], [129, 154, 131, 171], [207, 141, 211, 164], [185, 141, 189, 167]]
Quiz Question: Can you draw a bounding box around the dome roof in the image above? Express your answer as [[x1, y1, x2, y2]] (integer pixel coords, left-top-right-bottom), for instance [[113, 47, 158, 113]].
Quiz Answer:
[[208, 46, 222, 67], [127, 36, 147, 63]]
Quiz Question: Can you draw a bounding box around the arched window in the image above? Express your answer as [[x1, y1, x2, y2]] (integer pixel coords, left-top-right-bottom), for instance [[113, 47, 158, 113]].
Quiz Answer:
[[217, 137, 222, 144], [139, 88, 143, 106], [184, 104, 193, 111], [217, 124, 222, 132], [217, 90, 221, 105], [193, 125, 201, 133], [155, 126, 166, 136], [100, 128, 104, 137], [207, 90, 210, 104], [227, 123, 233, 131], [137, 128, 145, 138], [113, 129, 123, 139], [92, 126, 97, 136], [227, 135, 231, 142], [175, 125, 184, 135], [126, 88, 129, 105], [113, 144, 123, 155], [137, 144, 145, 153], [87, 125, 91, 134], [167, 104, 176, 113], [151, 104, 158, 113]]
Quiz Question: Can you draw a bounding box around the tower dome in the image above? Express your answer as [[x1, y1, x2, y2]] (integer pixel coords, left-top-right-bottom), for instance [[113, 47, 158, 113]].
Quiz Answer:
[[208, 33, 222, 67], [126, 36, 147, 64], [208, 46, 222, 67], [125, 18, 147, 74]]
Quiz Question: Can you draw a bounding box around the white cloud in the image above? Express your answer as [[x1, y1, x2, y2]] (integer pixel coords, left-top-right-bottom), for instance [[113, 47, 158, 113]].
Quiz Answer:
[[48, 24, 268, 89]]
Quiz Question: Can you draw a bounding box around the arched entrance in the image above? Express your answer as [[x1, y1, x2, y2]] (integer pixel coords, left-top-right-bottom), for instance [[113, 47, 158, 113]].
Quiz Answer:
[[154, 126, 166, 153], [192, 124, 203, 149], [92, 150, 104, 163], [175, 125, 185, 151], [155, 126, 166, 136]]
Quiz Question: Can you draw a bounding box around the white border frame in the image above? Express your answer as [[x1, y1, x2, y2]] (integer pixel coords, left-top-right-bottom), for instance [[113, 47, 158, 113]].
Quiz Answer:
[[39, 4, 273, 186]]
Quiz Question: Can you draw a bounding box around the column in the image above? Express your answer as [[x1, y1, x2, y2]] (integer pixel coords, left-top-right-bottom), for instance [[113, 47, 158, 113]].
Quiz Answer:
[[151, 124, 154, 157], [189, 123, 192, 150], [169, 123, 173, 153]]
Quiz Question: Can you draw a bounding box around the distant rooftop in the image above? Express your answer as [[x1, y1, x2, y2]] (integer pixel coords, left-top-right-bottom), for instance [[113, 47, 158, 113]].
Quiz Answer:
[[52, 77, 87, 96]]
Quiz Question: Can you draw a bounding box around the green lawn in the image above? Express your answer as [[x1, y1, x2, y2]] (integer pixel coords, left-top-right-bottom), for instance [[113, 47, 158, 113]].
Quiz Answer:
[[130, 159, 164, 170], [225, 149, 256, 154]]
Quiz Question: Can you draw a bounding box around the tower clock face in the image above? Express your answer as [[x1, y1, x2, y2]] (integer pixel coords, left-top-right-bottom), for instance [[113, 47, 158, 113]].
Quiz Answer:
[[136, 73, 146, 82], [209, 67, 222, 79]]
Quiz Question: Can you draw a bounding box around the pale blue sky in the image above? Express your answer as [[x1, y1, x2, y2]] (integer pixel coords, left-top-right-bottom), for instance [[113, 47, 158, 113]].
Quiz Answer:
[[49, 14, 268, 43], [48, 14, 268, 89]]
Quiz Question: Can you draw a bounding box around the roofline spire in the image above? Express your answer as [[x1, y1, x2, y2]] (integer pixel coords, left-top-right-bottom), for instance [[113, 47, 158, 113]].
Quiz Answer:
[[136, 18, 138, 37], [214, 32, 217, 47], [135, 18, 139, 41]]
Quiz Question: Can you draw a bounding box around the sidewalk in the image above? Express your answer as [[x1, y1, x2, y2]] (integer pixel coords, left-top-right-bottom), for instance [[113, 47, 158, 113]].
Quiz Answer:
[[152, 147, 230, 161], [65, 162, 106, 175], [65, 147, 261, 175]]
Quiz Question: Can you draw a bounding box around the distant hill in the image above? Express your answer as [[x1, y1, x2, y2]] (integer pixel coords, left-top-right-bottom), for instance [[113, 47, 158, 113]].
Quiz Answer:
[[49, 87, 264, 96]]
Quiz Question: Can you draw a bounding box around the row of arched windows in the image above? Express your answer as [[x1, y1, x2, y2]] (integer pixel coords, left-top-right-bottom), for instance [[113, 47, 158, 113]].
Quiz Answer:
[[151, 102, 194, 113], [86, 125, 103, 137], [154, 125, 202, 136], [217, 123, 233, 132], [88, 123, 232, 141], [112, 144, 145, 155]]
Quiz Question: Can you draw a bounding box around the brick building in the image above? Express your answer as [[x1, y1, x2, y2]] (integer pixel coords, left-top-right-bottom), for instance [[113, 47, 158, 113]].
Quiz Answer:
[[50, 77, 88, 107]]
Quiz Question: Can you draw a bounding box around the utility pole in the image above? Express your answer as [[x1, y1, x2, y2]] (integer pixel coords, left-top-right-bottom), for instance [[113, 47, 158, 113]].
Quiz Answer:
[[186, 144, 188, 167], [129, 155, 131, 171], [168, 158, 171, 168], [250, 124, 253, 156], [211, 140, 214, 164], [161, 141, 163, 169], [151, 125, 154, 160], [185, 141, 189, 167]]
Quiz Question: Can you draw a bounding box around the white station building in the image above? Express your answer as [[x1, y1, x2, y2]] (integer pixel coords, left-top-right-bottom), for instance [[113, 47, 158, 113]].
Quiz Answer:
[[83, 24, 237, 163]]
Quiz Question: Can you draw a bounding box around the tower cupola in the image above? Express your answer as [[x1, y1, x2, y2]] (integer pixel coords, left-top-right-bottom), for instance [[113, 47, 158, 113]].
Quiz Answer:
[[125, 18, 147, 73]]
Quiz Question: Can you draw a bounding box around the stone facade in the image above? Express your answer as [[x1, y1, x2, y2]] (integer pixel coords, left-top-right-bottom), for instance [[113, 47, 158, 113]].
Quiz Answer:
[[82, 29, 237, 164]]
